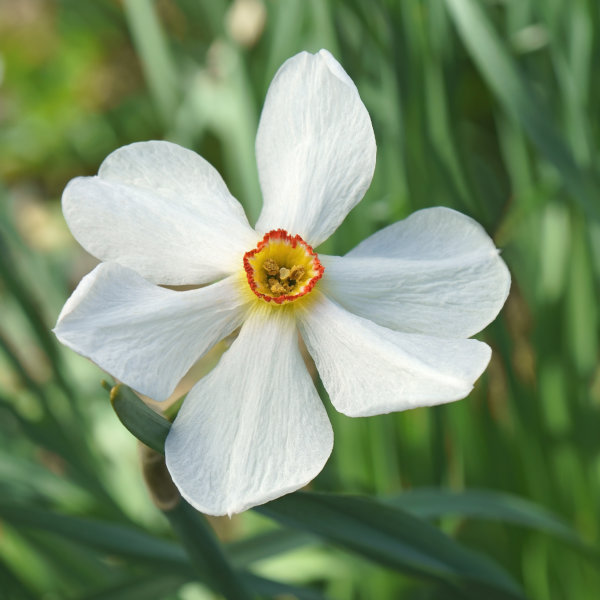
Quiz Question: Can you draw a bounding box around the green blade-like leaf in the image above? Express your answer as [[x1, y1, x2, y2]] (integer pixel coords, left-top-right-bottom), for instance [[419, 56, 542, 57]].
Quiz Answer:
[[79, 575, 189, 600], [122, 0, 179, 125], [444, 0, 598, 219], [0, 500, 327, 600], [0, 232, 62, 375], [391, 488, 587, 548], [109, 384, 170, 453], [0, 557, 38, 600], [0, 396, 122, 517], [166, 501, 328, 600], [257, 492, 524, 599], [228, 528, 317, 568], [109, 384, 521, 595], [79, 573, 328, 600], [0, 501, 188, 570], [244, 572, 329, 600]]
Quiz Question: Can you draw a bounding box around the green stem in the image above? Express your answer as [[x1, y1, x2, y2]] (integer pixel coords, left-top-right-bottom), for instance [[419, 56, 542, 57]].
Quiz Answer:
[[138, 442, 253, 600], [162, 501, 254, 600]]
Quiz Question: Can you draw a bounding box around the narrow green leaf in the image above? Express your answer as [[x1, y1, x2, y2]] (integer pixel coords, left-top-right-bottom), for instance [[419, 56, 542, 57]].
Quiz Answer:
[[444, 0, 598, 219], [108, 385, 521, 595], [0, 557, 38, 600], [228, 528, 317, 568], [0, 500, 323, 599], [0, 396, 123, 516], [257, 492, 524, 599], [79, 575, 188, 600], [566, 217, 598, 374], [81, 573, 326, 600], [0, 232, 57, 365], [243, 572, 329, 600], [0, 502, 188, 570], [18, 529, 114, 593], [0, 230, 75, 402], [0, 328, 51, 405], [391, 489, 586, 547], [109, 384, 170, 453], [122, 0, 179, 125], [0, 454, 91, 509]]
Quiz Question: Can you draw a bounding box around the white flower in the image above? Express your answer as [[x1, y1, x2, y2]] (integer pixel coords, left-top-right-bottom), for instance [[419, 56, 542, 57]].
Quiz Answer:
[[54, 50, 510, 516]]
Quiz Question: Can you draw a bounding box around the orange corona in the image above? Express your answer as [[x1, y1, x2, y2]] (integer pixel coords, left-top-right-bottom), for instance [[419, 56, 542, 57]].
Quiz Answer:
[[243, 229, 324, 304]]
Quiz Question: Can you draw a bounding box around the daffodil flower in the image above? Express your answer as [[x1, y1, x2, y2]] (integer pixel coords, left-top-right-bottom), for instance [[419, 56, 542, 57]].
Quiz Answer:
[[54, 50, 510, 516]]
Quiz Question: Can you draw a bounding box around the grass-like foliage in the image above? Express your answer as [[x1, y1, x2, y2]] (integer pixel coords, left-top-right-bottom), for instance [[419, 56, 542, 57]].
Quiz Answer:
[[0, 1, 599, 598]]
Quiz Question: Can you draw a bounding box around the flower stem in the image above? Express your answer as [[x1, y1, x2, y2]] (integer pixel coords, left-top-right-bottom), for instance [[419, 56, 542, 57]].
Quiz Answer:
[[140, 444, 253, 600], [163, 501, 254, 600]]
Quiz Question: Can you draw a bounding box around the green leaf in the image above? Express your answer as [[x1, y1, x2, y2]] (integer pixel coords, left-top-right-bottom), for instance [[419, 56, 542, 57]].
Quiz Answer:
[[122, 0, 179, 126], [244, 572, 329, 600], [109, 384, 522, 596], [257, 492, 524, 599], [0, 233, 61, 373], [0, 500, 326, 600], [0, 225, 77, 404], [391, 488, 586, 548], [0, 501, 188, 570], [0, 396, 122, 516], [0, 557, 38, 600], [79, 573, 328, 600], [228, 528, 317, 568], [166, 501, 328, 599], [444, 0, 599, 219], [109, 385, 170, 453], [79, 575, 189, 600]]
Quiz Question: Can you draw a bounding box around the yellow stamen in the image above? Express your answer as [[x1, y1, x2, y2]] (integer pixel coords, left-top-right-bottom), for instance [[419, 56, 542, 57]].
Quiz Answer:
[[263, 258, 279, 276], [289, 265, 305, 282], [243, 229, 325, 304], [268, 278, 287, 295]]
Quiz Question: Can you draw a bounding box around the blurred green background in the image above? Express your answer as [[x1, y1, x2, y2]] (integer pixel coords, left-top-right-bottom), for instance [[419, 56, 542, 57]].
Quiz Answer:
[[1, 0, 599, 599]]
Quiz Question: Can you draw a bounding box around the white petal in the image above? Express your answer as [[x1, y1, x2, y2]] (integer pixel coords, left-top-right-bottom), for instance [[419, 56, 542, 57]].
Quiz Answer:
[[320, 207, 511, 337], [298, 293, 491, 417], [165, 305, 333, 516], [63, 141, 259, 285], [255, 50, 376, 247], [54, 263, 250, 401]]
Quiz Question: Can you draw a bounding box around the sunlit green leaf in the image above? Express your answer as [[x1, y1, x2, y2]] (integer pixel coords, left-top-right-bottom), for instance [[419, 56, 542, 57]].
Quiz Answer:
[[257, 492, 524, 598], [0, 557, 38, 600], [122, 0, 179, 125]]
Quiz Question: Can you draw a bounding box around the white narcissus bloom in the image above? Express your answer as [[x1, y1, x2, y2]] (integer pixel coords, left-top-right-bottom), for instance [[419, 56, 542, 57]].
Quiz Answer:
[[54, 50, 510, 516]]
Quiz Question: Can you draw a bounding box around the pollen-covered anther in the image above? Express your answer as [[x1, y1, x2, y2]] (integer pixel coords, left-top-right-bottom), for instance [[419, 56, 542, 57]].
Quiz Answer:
[[268, 278, 287, 295], [289, 265, 305, 282], [243, 229, 325, 304], [263, 258, 280, 276]]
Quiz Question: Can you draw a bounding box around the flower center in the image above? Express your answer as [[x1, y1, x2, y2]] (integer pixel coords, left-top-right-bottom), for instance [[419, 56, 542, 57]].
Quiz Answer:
[[243, 229, 324, 304]]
